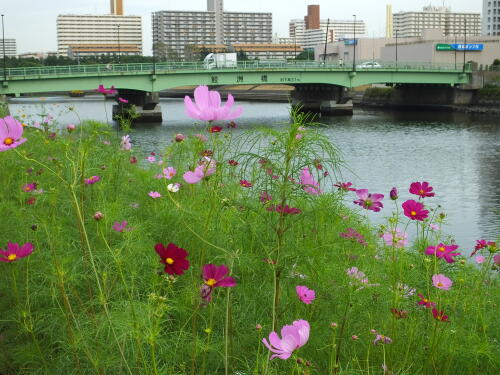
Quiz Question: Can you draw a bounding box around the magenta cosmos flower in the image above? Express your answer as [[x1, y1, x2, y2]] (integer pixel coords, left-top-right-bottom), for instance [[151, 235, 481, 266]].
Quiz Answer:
[[201, 264, 236, 302], [402, 199, 429, 221], [0, 116, 27, 152], [262, 320, 310, 360], [432, 308, 450, 322], [112, 221, 132, 232], [296, 285, 316, 304], [148, 191, 161, 199], [96, 84, 117, 95], [266, 204, 301, 215], [353, 189, 384, 212], [84, 176, 101, 185], [417, 293, 436, 308], [300, 167, 321, 195], [432, 274, 453, 290], [425, 243, 461, 263], [184, 85, 243, 122], [334, 182, 356, 192], [154, 242, 190, 275], [0, 242, 34, 262], [409, 181, 435, 198]]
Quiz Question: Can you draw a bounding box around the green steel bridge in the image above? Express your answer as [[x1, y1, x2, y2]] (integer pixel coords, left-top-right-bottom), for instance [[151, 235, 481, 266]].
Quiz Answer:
[[0, 61, 472, 96]]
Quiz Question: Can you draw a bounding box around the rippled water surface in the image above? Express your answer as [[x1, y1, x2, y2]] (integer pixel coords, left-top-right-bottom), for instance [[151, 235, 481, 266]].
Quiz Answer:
[[9, 96, 500, 252]]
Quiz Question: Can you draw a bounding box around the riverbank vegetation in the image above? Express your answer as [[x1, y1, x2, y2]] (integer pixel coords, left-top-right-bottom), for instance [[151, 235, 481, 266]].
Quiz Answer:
[[0, 87, 498, 374]]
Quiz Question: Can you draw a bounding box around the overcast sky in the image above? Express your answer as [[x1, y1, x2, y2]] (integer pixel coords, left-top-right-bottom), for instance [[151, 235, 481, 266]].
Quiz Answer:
[[1, 0, 483, 54]]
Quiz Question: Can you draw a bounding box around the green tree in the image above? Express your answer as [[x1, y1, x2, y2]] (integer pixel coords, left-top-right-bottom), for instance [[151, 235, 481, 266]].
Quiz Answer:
[[236, 50, 249, 61]]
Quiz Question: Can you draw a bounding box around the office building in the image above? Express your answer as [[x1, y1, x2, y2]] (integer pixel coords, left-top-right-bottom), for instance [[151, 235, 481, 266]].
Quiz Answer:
[[393, 6, 481, 38], [483, 0, 500, 36], [289, 5, 365, 48], [152, 4, 272, 60], [57, 14, 142, 56], [0, 39, 17, 57]]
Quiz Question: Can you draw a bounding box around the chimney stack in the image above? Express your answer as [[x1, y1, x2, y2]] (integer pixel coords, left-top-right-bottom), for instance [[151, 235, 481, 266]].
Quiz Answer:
[[110, 0, 124, 15]]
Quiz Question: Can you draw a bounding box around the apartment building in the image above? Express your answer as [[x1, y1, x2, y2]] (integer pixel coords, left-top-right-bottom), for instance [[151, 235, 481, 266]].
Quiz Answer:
[[289, 19, 365, 47], [152, 7, 272, 60], [0, 39, 17, 57], [393, 6, 481, 38], [57, 14, 142, 57], [483, 0, 500, 35]]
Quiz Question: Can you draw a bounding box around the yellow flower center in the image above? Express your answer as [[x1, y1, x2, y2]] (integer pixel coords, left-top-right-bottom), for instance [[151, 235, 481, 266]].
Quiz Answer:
[[205, 278, 217, 286], [437, 282, 443, 287], [411, 211, 416, 216], [4, 137, 14, 145], [419, 189, 425, 194], [165, 257, 174, 264], [7, 254, 17, 261], [437, 316, 442, 320], [423, 298, 428, 303], [438, 246, 445, 252]]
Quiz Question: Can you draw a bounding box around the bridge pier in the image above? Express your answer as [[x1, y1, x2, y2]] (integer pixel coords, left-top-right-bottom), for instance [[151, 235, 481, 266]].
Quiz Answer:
[[291, 84, 353, 116], [113, 89, 162, 124]]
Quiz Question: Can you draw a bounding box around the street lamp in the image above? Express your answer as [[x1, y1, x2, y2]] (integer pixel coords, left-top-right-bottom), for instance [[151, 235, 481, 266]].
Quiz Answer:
[[395, 29, 398, 70], [323, 18, 330, 63], [293, 25, 297, 61], [463, 18, 467, 72], [352, 14, 356, 71], [117, 25, 121, 64], [1, 14, 6, 82]]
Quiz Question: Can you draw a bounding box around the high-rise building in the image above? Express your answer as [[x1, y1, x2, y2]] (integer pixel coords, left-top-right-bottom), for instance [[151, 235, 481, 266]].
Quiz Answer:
[[483, 0, 500, 35], [393, 6, 481, 38], [57, 14, 142, 56], [206, 0, 224, 44], [110, 0, 123, 16], [386, 4, 393, 38], [0, 39, 17, 57], [152, 6, 272, 60]]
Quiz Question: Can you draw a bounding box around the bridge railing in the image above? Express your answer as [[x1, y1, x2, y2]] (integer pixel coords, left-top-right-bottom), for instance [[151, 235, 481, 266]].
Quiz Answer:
[[0, 61, 472, 79]]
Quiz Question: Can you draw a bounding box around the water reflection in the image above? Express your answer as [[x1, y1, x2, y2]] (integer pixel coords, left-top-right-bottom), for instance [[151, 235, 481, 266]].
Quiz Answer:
[[8, 97, 500, 252]]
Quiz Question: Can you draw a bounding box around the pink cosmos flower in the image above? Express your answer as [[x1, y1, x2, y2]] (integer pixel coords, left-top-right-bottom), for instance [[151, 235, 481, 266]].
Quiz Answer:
[[471, 239, 496, 256], [0, 242, 34, 262], [112, 221, 131, 232], [118, 97, 128, 103], [296, 285, 316, 304], [381, 229, 408, 248], [373, 334, 392, 345], [262, 320, 310, 360], [194, 133, 207, 142], [334, 182, 356, 191], [300, 167, 322, 195], [417, 293, 436, 308], [353, 189, 384, 212], [201, 264, 237, 302], [175, 133, 186, 142], [162, 167, 176, 179], [425, 243, 461, 263], [67, 124, 76, 132], [96, 84, 117, 95], [260, 192, 272, 203], [340, 228, 367, 247], [494, 254, 500, 265], [121, 135, 132, 150], [184, 85, 243, 122], [266, 205, 301, 215], [147, 156, 156, 163], [0, 116, 27, 152], [148, 191, 161, 199], [429, 224, 440, 231], [409, 181, 435, 198], [402, 200, 428, 221], [475, 255, 486, 264], [432, 274, 453, 291], [183, 157, 216, 184], [351, 335, 359, 341], [84, 176, 101, 185]]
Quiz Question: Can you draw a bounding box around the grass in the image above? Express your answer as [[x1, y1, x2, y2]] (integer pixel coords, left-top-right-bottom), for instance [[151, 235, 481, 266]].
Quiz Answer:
[[0, 107, 498, 375]]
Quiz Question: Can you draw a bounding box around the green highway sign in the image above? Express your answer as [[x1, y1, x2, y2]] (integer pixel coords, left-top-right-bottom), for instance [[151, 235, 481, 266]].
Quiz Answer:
[[436, 44, 454, 51]]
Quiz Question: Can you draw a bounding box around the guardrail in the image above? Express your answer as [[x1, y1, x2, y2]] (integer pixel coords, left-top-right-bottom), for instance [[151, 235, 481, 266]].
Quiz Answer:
[[0, 61, 472, 79]]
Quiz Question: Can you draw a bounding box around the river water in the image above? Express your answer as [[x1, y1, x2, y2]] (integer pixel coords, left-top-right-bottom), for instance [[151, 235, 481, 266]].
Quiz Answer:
[[8, 96, 500, 253]]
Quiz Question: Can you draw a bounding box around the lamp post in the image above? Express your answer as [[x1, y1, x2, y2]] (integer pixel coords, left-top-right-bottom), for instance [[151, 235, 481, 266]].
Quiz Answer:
[[352, 14, 356, 71], [117, 25, 121, 64], [1, 14, 6, 82], [463, 18, 467, 72], [293, 25, 297, 61], [323, 18, 330, 63], [395, 29, 398, 70]]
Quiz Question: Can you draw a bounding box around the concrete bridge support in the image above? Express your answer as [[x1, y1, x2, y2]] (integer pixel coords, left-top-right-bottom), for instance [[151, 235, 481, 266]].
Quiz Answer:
[[291, 84, 353, 116], [113, 89, 162, 123], [390, 85, 474, 107]]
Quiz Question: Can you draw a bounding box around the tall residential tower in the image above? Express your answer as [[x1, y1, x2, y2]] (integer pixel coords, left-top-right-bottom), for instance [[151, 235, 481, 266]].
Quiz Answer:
[[483, 0, 500, 35]]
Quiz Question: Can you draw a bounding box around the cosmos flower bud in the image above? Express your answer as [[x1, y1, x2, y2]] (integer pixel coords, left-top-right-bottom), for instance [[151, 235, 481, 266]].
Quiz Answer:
[[94, 211, 104, 221], [389, 187, 398, 200]]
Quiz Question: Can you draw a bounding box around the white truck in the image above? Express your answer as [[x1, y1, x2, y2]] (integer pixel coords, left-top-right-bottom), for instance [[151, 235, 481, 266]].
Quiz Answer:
[[203, 53, 238, 69]]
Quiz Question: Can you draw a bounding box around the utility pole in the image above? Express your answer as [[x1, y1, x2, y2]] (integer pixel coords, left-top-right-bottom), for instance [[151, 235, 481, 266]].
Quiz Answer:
[[1, 14, 6, 82], [352, 14, 356, 71], [117, 25, 121, 64], [323, 18, 330, 63]]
